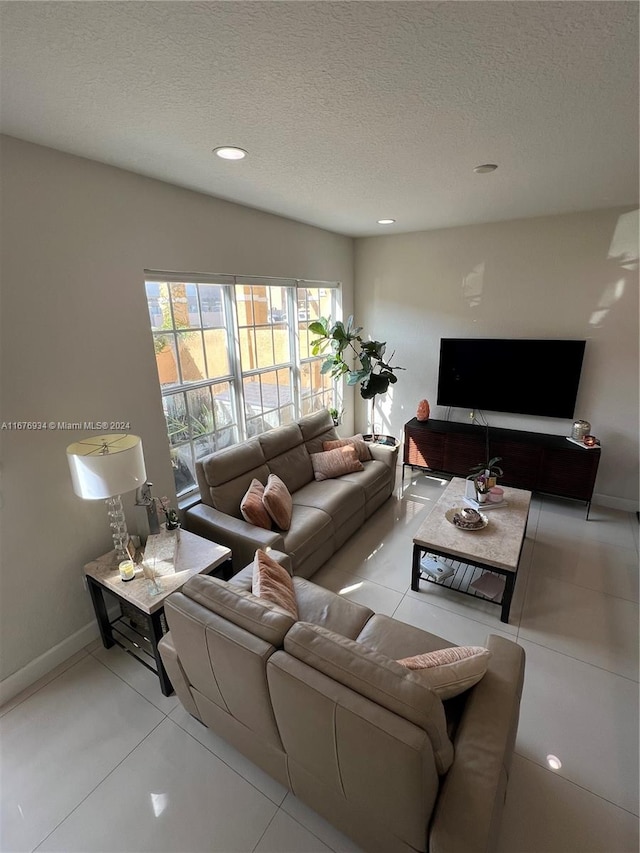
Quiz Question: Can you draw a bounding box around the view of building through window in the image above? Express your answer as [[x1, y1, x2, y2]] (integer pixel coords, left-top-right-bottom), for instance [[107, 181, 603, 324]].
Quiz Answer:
[[145, 276, 339, 496]]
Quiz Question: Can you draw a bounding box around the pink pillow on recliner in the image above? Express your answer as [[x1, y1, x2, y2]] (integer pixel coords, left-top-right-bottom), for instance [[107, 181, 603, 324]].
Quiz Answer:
[[322, 434, 372, 462], [311, 445, 364, 481], [262, 474, 293, 530], [240, 479, 272, 530], [252, 549, 298, 619], [397, 646, 491, 700]]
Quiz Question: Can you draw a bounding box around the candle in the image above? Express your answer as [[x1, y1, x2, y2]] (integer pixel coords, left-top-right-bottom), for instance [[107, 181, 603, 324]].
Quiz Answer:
[[489, 486, 504, 503], [118, 559, 135, 582], [583, 435, 597, 447]]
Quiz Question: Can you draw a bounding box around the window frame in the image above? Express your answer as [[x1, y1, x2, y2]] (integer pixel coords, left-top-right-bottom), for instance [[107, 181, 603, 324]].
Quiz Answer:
[[144, 272, 340, 499]]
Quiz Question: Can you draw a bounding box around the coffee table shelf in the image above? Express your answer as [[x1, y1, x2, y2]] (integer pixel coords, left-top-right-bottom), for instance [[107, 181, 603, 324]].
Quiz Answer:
[[412, 477, 531, 623], [419, 556, 507, 606]]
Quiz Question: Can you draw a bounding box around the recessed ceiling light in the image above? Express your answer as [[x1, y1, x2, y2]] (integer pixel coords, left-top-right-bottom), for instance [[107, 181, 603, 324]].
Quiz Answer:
[[377, 219, 396, 225], [213, 146, 247, 160], [546, 754, 562, 770], [473, 164, 498, 174]]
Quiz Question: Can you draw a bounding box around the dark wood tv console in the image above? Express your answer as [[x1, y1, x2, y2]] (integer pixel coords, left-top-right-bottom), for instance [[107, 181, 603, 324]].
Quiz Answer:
[[403, 418, 601, 517]]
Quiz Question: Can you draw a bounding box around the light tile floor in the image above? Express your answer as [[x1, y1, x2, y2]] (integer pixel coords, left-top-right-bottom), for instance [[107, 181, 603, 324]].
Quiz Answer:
[[1, 473, 638, 853]]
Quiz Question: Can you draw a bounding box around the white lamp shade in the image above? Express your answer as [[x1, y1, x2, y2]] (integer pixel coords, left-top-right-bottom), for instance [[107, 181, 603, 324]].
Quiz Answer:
[[67, 433, 147, 500]]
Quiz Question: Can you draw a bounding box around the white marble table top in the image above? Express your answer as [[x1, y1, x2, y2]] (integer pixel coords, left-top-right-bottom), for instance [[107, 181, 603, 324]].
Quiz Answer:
[[84, 529, 231, 614], [413, 477, 532, 573]]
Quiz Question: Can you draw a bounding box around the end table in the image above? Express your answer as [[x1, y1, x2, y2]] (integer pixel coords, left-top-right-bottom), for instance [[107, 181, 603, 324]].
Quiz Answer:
[[84, 529, 232, 696]]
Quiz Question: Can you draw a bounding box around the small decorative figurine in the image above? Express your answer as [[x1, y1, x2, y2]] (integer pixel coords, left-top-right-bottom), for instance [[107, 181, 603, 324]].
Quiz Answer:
[[416, 399, 430, 421]]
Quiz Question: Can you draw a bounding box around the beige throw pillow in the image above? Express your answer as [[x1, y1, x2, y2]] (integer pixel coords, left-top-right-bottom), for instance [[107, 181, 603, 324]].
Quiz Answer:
[[311, 445, 364, 481], [322, 434, 372, 462], [262, 473, 293, 530], [252, 549, 298, 619], [397, 646, 491, 700], [240, 479, 272, 530]]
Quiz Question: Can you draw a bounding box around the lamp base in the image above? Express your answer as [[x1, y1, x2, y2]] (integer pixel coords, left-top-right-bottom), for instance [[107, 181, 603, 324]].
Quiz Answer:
[[106, 495, 130, 561]]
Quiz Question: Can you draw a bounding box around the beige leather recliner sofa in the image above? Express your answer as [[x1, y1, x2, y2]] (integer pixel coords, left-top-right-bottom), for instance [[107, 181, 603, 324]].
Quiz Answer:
[[159, 564, 525, 853], [185, 410, 399, 576]]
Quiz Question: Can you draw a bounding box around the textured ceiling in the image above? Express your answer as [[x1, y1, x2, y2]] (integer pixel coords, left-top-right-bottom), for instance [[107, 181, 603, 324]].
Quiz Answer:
[[1, 1, 638, 237]]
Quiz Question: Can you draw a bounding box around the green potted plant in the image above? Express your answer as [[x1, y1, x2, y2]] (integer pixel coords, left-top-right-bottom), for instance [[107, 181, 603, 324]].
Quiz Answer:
[[310, 316, 403, 432], [156, 496, 180, 530], [468, 456, 503, 503], [328, 406, 344, 427]]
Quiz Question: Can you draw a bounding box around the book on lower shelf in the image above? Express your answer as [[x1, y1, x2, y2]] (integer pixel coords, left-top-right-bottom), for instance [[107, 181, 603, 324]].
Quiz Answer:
[[463, 497, 509, 510], [469, 573, 505, 600], [420, 555, 455, 581]]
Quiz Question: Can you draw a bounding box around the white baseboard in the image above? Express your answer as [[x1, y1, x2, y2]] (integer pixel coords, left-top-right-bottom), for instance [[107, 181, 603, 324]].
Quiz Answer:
[[592, 492, 639, 513], [0, 598, 121, 708], [0, 619, 101, 707]]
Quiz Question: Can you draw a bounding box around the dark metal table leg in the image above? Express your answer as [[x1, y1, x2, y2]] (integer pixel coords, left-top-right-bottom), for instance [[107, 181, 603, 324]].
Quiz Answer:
[[149, 610, 174, 696], [501, 573, 515, 623], [87, 577, 115, 649], [411, 545, 422, 591]]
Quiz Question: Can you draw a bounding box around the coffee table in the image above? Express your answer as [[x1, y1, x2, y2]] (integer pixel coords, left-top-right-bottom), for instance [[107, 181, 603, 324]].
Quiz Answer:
[[411, 477, 531, 623], [84, 529, 232, 695]]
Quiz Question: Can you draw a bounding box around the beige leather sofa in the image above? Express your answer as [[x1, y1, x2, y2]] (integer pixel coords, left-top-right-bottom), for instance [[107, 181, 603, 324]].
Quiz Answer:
[[159, 565, 525, 853], [185, 410, 399, 576]]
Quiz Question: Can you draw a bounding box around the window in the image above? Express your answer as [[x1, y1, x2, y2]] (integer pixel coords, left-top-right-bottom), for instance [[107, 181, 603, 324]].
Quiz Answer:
[[145, 274, 339, 496]]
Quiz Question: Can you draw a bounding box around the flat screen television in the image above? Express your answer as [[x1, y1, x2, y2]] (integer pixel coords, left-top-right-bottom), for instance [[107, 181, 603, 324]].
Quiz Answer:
[[436, 339, 586, 419]]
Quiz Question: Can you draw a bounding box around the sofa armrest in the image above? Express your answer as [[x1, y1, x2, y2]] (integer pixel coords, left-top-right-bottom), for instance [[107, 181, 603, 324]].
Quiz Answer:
[[368, 442, 399, 490], [185, 503, 284, 572], [429, 634, 525, 853]]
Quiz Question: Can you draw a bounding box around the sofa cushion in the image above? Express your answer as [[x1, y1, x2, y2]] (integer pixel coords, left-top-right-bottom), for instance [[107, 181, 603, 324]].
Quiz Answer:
[[357, 613, 455, 660], [263, 474, 293, 530], [339, 459, 392, 503], [280, 504, 334, 568], [310, 446, 364, 481], [181, 575, 295, 646], [398, 646, 492, 700], [291, 478, 364, 523], [240, 479, 272, 529], [323, 434, 372, 462], [293, 577, 373, 639], [197, 438, 269, 515], [284, 622, 454, 774], [298, 409, 338, 454], [258, 423, 314, 493], [253, 549, 298, 620]]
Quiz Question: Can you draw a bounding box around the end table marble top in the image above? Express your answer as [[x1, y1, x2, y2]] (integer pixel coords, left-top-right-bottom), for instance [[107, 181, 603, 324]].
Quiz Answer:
[[413, 477, 532, 573], [84, 529, 231, 614]]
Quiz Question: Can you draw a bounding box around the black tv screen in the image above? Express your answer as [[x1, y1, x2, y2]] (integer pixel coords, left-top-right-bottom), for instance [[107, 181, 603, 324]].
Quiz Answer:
[[436, 339, 586, 419]]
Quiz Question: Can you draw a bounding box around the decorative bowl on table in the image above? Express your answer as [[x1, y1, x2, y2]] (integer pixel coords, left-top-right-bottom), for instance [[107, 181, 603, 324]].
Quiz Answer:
[[445, 507, 489, 531]]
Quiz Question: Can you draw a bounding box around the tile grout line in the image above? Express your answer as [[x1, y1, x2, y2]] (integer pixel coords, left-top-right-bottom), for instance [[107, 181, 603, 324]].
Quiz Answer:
[[32, 716, 166, 852], [513, 752, 640, 819], [0, 650, 90, 719]]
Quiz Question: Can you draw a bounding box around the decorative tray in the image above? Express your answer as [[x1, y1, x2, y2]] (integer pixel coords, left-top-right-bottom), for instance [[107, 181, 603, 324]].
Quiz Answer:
[[445, 507, 489, 531]]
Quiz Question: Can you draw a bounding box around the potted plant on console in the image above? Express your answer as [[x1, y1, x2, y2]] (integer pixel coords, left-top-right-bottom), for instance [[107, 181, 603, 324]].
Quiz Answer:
[[469, 456, 503, 503]]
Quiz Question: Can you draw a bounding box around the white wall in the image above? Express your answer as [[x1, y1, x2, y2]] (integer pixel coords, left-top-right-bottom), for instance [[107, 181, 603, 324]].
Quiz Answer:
[[355, 209, 639, 507], [0, 135, 354, 687]]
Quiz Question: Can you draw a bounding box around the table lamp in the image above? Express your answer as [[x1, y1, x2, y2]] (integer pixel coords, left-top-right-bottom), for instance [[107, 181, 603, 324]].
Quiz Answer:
[[67, 433, 147, 560]]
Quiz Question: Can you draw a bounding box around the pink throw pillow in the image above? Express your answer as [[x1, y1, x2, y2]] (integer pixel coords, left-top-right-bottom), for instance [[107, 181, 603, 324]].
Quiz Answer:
[[397, 646, 491, 700], [322, 434, 372, 462], [252, 549, 298, 619], [311, 445, 364, 481], [240, 479, 272, 530], [262, 474, 293, 530]]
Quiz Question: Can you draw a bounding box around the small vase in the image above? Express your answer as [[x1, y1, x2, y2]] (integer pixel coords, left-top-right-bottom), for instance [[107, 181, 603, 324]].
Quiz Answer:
[[166, 521, 181, 540], [476, 492, 488, 504]]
